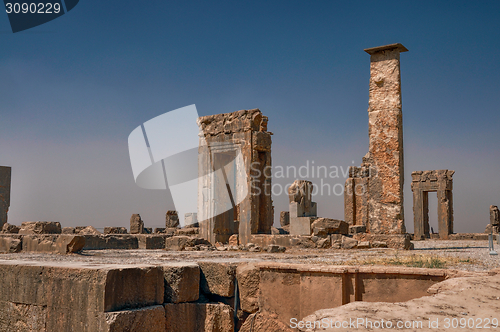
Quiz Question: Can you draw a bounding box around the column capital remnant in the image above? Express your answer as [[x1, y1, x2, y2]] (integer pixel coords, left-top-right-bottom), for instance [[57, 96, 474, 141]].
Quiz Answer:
[[364, 43, 408, 55]]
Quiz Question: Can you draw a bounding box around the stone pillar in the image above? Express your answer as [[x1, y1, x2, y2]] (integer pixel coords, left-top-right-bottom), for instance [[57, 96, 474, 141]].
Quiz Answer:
[[166, 210, 180, 228], [364, 43, 408, 234], [130, 214, 144, 234], [289, 180, 317, 236], [0, 166, 11, 229], [490, 206, 499, 233]]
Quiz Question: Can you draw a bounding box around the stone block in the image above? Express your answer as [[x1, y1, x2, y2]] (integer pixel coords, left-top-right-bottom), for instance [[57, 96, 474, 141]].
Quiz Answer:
[[184, 213, 198, 227], [491, 205, 500, 226], [104, 227, 128, 234], [136, 235, 166, 249], [130, 214, 144, 234], [290, 217, 314, 236], [371, 241, 388, 248], [19, 221, 62, 235], [349, 225, 366, 234], [62, 227, 75, 234], [164, 303, 233, 332], [83, 235, 139, 250], [0, 234, 22, 253], [105, 305, 165, 332], [1, 223, 19, 234], [236, 263, 260, 314], [75, 225, 102, 235], [176, 227, 199, 236], [199, 262, 237, 297], [280, 211, 290, 227], [228, 234, 239, 246], [341, 236, 358, 249], [165, 236, 196, 251], [165, 210, 179, 228], [0, 261, 164, 331], [22, 235, 85, 254], [311, 218, 348, 236], [357, 241, 370, 249], [163, 263, 200, 303], [316, 237, 331, 248]]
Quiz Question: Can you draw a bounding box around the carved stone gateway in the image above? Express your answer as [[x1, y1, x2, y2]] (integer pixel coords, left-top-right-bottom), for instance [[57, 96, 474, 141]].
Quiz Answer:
[[344, 43, 407, 234], [197, 109, 273, 244], [411, 170, 455, 240], [0, 166, 11, 229]]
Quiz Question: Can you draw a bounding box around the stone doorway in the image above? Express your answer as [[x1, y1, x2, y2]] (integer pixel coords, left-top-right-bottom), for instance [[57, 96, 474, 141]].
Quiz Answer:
[[411, 170, 454, 240]]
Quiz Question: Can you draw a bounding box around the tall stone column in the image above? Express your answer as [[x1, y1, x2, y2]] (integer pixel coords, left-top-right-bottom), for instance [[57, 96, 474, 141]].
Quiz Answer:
[[364, 43, 408, 234], [0, 166, 11, 229]]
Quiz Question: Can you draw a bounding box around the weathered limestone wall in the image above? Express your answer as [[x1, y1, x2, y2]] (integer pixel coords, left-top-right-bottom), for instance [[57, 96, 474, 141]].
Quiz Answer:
[[0, 167, 11, 230], [198, 109, 273, 245], [345, 44, 407, 235]]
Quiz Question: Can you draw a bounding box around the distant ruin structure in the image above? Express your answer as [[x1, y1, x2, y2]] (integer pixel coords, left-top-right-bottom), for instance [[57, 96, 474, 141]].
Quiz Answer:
[[486, 205, 499, 234], [344, 43, 407, 234], [411, 170, 455, 240], [289, 180, 317, 235], [197, 109, 273, 244], [0, 166, 11, 229]]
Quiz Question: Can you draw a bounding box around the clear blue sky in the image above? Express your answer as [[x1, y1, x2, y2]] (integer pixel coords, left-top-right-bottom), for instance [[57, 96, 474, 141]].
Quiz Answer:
[[1, 1, 499, 232]]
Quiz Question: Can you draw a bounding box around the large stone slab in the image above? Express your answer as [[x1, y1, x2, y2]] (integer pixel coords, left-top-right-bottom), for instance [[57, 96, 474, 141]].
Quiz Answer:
[[290, 217, 314, 236], [311, 218, 348, 236], [0, 260, 164, 331], [105, 305, 165, 332], [83, 235, 139, 250], [130, 214, 144, 234], [163, 263, 200, 303], [22, 235, 85, 254], [236, 263, 260, 313], [199, 262, 237, 297], [0, 234, 22, 253], [135, 235, 166, 249], [164, 303, 234, 332]]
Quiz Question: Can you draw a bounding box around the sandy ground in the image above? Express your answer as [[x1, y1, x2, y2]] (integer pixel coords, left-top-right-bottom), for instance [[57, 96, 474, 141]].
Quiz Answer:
[[1, 239, 499, 271]]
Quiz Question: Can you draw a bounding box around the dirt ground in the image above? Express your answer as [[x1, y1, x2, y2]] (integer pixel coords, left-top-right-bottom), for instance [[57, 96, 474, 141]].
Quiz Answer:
[[1, 239, 499, 272]]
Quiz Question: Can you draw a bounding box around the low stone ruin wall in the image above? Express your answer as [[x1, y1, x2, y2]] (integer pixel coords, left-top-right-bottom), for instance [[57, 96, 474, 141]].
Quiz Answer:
[[0, 259, 461, 332]]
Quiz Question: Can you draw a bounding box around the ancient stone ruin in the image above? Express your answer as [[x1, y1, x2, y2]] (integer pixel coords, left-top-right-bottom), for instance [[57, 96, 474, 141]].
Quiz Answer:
[[288, 180, 317, 235], [486, 205, 499, 234], [411, 170, 455, 240], [0, 166, 11, 229], [197, 109, 273, 245], [344, 43, 407, 235]]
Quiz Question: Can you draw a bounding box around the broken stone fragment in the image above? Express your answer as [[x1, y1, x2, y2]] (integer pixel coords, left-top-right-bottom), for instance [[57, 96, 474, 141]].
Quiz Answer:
[[236, 263, 260, 314], [280, 211, 290, 227], [1, 223, 19, 234], [341, 236, 358, 249], [228, 234, 239, 246], [311, 218, 348, 236], [357, 241, 371, 249], [165, 210, 180, 228], [199, 262, 237, 297], [75, 225, 101, 235], [349, 225, 366, 234], [163, 263, 200, 303], [130, 214, 144, 234], [103, 227, 128, 234], [19, 221, 61, 235]]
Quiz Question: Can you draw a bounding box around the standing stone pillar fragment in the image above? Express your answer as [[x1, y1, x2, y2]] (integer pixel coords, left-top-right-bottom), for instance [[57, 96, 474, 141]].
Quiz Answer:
[[344, 44, 407, 235], [365, 43, 407, 234], [0, 166, 11, 229]]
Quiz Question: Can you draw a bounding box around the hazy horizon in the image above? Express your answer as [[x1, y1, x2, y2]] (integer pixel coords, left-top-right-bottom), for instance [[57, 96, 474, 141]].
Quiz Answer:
[[1, 1, 499, 233]]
